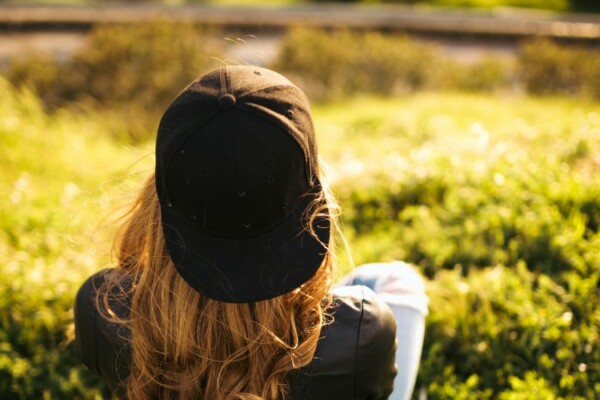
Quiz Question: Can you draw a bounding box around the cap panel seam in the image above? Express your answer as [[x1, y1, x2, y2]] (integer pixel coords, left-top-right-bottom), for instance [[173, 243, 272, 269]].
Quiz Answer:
[[226, 68, 233, 94], [219, 68, 228, 95], [227, 113, 247, 230], [236, 83, 305, 101], [161, 110, 221, 205], [236, 103, 314, 185], [164, 180, 322, 241]]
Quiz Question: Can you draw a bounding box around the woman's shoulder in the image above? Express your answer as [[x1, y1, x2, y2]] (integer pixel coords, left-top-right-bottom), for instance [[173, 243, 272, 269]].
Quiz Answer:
[[73, 268, 132, 387], [75, 268, 134, 315], [75, 268, 110, 302], [76, 268, 119, 298], [331, 284, 397, 337], [289, 285, 397, 399]]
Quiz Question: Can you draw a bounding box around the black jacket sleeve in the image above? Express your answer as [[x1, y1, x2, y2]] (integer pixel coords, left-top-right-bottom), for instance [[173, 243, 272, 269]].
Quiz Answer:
[[73, 269, 132, 389], [354, 286, 398, 399], [290, 285, 397, 400]]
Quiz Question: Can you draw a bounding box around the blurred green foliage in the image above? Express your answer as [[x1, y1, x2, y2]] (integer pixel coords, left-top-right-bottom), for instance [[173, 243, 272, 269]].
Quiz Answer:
[[4, 23, 600, 142], [518, 39, 600, 98], [276, 28, 600, 102], [276, 29, 440, 98], [3, 79, 599, 398], [1, 20, 600, 399], [315, 94, 600, 398], [0, 79, 145, 399], [275, 28, 512, 101], [6, 20, 222, 141]]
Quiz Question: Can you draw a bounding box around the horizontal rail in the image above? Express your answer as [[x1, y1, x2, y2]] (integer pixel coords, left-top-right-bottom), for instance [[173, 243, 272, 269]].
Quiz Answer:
[[1, 4, 600, 40]]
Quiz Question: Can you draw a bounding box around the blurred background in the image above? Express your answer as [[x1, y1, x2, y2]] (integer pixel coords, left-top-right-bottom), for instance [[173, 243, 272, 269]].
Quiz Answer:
[[0, 0, 599, 398]]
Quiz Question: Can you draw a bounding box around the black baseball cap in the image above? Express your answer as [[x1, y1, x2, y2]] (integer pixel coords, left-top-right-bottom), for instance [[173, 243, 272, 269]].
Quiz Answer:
[[155, 66, 330, 303]]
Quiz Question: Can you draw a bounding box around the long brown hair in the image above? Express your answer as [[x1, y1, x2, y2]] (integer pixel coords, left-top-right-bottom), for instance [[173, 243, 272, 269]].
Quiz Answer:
[[100, 172, 338, 399]]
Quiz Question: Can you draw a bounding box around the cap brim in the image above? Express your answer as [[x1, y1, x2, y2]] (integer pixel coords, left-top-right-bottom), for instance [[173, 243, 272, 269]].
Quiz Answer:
[[160, 184, 330, 303]]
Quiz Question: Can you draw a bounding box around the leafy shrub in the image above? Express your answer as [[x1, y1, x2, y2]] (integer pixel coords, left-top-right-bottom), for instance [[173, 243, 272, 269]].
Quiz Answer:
[[328, 94, 600, 280], [518, 39, 600, 99], [275, 28, 529, 100], [277, 29, 600, 101], [435, 56, 514, 92], [0, 78, 139, 398], [341, 161, 600, 278], [6, 25, 599, 133], [5, 20, 223, 141], [4, 54, 63, 109], [317, 93, 600, 397], [2, 76, 600, 398], [67, 21, 220, 109], [419, 265, 600, 399], [275, 28, 442, 100]]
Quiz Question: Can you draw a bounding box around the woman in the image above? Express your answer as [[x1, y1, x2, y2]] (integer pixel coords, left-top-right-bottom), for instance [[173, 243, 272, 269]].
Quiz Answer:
[[74, 66, 427, 399]]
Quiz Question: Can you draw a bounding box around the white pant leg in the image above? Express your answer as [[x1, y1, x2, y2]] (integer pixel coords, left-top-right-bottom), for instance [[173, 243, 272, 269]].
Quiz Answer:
[[338, 262, 429, 400], [388, 303, 426, 400]]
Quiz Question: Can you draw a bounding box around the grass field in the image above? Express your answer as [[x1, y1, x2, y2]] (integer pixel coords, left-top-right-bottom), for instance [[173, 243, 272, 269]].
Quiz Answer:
[[1, 78, 599, 398]]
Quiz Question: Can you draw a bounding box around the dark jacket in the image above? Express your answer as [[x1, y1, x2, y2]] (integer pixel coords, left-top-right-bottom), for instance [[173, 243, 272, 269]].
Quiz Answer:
[[74, 269, 397, 399]]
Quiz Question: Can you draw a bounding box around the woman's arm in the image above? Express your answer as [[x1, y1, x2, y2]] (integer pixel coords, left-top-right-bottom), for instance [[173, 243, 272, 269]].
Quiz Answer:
[[73, 269, 131, 389]]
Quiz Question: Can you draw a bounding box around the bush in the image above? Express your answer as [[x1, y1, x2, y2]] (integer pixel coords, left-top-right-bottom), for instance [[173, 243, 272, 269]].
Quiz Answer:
[[276, 28, 516, 100], [0, 78, 141, 399], [518, 39, 600, 98], [67, 22, 220, 110], [4, 54, 63, 109], [330, 98, 600, 281], [277, 29, 600, 101], [419, 265, 600, 399], [275, 28, 442, 100], [6, 26, 599, 127], [435, 56, 514, 92], [316, 94, 600, 399], [341, 161, 600, 278], [2, 42, 600, 399], [4, 20, 224, 141]]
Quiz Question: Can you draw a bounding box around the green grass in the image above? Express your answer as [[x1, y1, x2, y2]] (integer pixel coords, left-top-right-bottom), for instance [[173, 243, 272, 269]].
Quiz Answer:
[[1, 80, 599, 398], [314, 93, 600, 398], [0, 81, 151, 398], [314, 93, 600, 268]]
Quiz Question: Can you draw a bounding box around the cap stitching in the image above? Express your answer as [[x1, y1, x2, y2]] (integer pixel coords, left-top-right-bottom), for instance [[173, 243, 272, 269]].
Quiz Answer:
[[227, 113, 250, 232], [161, 110, 221, 207], [165, 181, 322, 240], [236, 103, 315, 185], [219, 68, 228, 96], [236, 83, 305, 101]]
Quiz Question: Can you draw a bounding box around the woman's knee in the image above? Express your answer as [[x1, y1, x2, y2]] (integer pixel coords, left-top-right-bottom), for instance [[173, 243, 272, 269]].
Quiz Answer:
[[352, 261, 429, 316]]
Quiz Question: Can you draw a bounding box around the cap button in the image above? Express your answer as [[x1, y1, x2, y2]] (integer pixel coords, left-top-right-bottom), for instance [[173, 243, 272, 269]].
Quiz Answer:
[[218, 94, 236, 110]]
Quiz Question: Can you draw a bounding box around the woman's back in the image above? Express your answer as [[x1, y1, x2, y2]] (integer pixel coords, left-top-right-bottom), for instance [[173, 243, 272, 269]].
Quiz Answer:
[[74, 66, 407, 399], [75, 269, 397, 399]]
